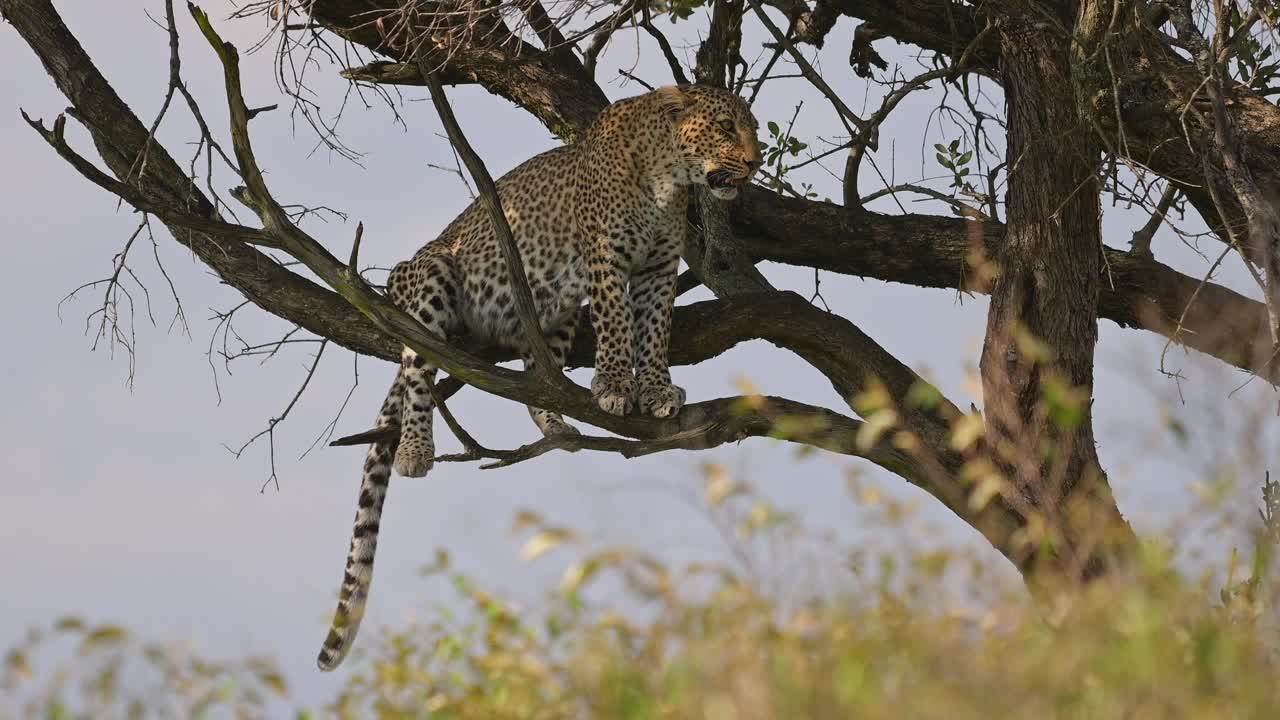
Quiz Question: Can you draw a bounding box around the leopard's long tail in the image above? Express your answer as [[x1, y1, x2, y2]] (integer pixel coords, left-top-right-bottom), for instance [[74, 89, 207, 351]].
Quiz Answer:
[[316, 368, 405, 672]]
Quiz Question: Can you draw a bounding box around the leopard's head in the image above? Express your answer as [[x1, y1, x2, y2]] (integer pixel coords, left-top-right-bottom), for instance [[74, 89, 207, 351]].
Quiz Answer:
[[656, 85, 763, 200]]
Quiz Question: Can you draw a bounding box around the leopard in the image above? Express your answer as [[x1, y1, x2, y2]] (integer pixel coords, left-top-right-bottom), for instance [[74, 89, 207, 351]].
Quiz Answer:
[[316, 84, 763, 671]]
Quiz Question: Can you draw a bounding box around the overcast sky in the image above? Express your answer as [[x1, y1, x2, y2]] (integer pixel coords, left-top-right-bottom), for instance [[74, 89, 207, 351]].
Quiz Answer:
[[2, 1, 1277, 708]]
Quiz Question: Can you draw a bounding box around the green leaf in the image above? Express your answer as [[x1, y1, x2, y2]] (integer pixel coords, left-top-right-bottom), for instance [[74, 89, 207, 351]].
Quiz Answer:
[[767, 120, 780, 136], [934, 143, 948, 154], [936, 153, 953, 169], [949, 138, 960, 152], [957, 150, 973, 165]]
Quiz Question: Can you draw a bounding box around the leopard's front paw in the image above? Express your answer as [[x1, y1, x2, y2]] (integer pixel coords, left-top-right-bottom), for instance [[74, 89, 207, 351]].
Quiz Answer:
[[591, 371, 635, 416], [639, 381, 686, 419]]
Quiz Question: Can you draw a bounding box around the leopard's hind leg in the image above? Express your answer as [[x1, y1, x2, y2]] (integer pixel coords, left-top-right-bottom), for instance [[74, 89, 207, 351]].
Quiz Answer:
[[389, 252, 461, 478], [520, 317, 581, 437]]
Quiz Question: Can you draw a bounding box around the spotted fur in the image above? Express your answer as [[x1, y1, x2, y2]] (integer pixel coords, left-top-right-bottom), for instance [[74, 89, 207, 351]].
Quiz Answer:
[[316, 85, 762, 671]]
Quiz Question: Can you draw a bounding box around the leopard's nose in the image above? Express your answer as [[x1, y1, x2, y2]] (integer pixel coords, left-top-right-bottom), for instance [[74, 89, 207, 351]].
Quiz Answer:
[[745, 159, 761, 173]]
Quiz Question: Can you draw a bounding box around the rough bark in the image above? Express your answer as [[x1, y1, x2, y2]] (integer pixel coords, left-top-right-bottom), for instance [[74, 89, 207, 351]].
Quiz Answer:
[[980, 9, 1134, 580], [735, 191, 1278, 383], [824, 0, 998, 70], [307, 0, 606, 141]]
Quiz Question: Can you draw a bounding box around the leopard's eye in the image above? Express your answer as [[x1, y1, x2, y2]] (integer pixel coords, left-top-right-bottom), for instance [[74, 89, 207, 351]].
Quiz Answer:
[[718, 118, 735, 134]]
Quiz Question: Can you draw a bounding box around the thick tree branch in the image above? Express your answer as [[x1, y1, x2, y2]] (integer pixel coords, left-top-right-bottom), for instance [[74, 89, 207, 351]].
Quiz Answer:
[[823, 0, 999, 72], [735, 189, 1280, 382], [340, 59, 474, 86], [309, 0, 607, 140]]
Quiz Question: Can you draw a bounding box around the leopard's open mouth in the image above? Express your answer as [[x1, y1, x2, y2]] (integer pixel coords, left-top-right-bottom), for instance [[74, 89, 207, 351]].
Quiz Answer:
[[706, 170, 747, 190]]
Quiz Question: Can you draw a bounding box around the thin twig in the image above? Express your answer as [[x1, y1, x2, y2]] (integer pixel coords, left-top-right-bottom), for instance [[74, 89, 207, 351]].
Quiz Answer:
[[228, 339, 329, 493]]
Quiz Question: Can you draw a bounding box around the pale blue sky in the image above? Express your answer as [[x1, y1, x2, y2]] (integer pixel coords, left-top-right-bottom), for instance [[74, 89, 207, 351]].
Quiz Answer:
[[2, 1, 1275, 707]]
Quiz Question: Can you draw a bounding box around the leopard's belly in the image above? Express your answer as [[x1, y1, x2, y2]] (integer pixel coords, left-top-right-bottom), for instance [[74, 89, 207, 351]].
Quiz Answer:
[[453, 227, 588, 345]]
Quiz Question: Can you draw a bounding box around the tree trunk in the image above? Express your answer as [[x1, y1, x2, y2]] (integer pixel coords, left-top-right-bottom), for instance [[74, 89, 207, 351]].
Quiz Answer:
[[980, 11, 1136, 583]]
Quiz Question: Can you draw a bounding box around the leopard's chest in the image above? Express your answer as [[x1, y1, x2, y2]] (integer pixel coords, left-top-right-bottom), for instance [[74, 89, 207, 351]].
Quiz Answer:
[[586, 177, 684, 273]]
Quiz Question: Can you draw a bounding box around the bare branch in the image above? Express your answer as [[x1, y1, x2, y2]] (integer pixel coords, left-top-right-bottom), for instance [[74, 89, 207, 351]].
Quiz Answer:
[[340, 59, 474, 86], [859, 183, 987, 219], [583, 1, 634, 78], [57, 218, 150, 387], [746, 0, 863, 132], [332, 395, 904, 475], [301, 351, 362, 459], [1129, 184, 1179, 258], [842, 24, 993, 209], [347, 221, 365, 273], [640, 4, 691, 85], [418, 65, 561, 377], [20, 112, 281, 250]]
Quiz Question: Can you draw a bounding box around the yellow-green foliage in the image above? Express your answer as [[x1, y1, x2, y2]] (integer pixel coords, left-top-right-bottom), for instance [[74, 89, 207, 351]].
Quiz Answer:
[[3, 617, 287, 718], [325, 548, 1280, 720], [10, 544, 1279, 718], [7, 472, 1280, 719]]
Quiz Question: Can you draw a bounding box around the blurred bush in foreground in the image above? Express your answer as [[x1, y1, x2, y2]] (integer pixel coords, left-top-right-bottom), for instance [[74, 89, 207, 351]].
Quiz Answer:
[[7, 468, 1280, 719]]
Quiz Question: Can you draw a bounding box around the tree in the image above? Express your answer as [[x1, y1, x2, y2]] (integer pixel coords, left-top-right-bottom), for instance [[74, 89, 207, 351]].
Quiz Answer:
[[2, 0, 1276, 591]]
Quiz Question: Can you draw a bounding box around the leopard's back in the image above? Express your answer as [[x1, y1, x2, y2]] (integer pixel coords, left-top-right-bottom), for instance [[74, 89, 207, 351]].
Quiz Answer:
[[408, 145, 587, 343]]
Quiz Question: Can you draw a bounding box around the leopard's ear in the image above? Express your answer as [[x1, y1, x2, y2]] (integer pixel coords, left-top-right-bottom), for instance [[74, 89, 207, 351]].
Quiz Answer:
[[655, 85, 698, 116]]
